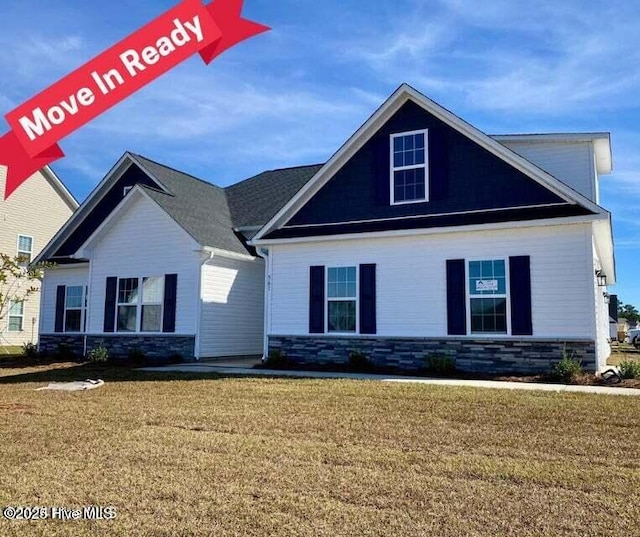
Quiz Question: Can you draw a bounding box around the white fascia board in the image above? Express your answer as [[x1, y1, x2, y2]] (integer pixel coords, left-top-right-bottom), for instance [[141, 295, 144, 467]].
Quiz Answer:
[[253, 83, 606, 242], [251, 213, 609, 247], [33, 152, 166, 264]]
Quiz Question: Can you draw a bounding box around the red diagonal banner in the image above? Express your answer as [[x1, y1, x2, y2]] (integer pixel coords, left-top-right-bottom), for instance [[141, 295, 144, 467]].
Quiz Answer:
[[0, 0, 268, 199]]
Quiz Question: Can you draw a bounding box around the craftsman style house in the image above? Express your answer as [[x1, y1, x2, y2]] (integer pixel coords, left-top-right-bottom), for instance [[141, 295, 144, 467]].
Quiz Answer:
[[0, 166, 77, 350], [36, 84, 615, 372]]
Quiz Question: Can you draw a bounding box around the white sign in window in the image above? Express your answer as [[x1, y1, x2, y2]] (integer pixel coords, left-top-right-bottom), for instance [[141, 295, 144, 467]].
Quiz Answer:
[[475, 279, 499, 292]]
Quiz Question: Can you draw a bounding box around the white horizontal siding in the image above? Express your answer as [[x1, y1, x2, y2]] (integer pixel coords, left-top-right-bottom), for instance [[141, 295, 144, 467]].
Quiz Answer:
[[39, 265, 89, 334], [501, 140, 596, 202], [269, 223, 596, 340], [199, 256, 264, 357], [87, 194, 201, 335]]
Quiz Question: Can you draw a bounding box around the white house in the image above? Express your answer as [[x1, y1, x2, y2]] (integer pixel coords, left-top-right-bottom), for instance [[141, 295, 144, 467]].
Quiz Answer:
[[36, 84, 616, 372]]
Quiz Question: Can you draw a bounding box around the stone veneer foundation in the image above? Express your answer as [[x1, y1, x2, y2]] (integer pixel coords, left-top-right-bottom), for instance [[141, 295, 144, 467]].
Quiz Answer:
[[268, 335, 596, 374], [39, 334, 196, 361]]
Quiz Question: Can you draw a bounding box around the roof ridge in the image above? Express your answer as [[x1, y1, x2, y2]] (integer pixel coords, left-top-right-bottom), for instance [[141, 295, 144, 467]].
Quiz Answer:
[[132, 153, 225, 191]]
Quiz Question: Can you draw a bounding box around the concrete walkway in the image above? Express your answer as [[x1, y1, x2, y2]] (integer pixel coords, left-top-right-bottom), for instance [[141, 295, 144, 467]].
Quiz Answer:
[[140, 362, 640, 396]]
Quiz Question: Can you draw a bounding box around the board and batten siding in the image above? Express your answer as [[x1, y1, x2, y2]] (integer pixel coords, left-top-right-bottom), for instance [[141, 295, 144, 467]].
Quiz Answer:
[[199, 255, 265, 357], [86, 194, 202, 335], [501, 140, 597, 203], [268, 223, 596, 341], [39, 265, 89, 334]]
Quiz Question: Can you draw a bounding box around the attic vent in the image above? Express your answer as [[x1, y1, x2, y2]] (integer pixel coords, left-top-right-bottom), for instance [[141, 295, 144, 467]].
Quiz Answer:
[[123, 186, 133, 197]]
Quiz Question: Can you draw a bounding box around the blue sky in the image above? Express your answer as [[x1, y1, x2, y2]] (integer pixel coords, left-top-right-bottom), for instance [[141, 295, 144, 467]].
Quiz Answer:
[[1, 0, 639, 306]]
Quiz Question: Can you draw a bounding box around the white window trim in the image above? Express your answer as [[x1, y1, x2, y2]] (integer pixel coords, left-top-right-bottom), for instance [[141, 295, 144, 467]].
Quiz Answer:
[[326, 266, 359, 334], [16, 234, 34, 264], [390, 129, 429, 206], [8, 300, 24, 332], [116, 276, 164, 333], [465, 258, 511, 336], [63, 285, 87, 333]]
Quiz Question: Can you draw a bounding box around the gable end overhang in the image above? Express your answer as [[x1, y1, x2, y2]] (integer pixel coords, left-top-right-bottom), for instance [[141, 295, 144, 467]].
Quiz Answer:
[[253, 84, 607, 242], [34, 153, 169, 264]]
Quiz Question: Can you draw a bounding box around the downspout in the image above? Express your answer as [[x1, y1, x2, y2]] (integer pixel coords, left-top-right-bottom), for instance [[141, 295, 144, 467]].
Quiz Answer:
[[256, 247, 270, 362], [194, 250, 215, 361]]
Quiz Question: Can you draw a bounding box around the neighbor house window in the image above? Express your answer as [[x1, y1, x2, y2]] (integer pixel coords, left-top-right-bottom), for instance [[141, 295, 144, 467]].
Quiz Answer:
[[468, 260, 508, 334], [8, 301, 23, 332], [327, 266, 357, 333], [64, 285, 87, 333], [17, 235, 33, 265], [117, 276, 163, 332], [390, 129, 428, 204]]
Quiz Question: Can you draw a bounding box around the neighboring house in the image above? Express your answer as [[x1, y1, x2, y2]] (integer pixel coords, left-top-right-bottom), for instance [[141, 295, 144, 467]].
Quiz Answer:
[[0, 166, 78, 349], [36, 84, 616, 372]]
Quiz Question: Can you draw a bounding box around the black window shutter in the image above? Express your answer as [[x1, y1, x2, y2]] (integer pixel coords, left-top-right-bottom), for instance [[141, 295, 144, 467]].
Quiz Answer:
[[104, 277, 117, 333], [446, 259, 466, 335], [54, 286, 66, 333], [309, 266, 325, 333], [429, 127, 448, 201], [359, 264, 377, 334], [373, 135, 391, 206], [509, 256, 533, 336], [163, 274, 178, 333], [609, 294, 618, 322]]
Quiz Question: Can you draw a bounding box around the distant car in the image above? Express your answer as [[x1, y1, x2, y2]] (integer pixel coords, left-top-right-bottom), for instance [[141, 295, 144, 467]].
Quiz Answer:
[[625, 328, 640, 348]]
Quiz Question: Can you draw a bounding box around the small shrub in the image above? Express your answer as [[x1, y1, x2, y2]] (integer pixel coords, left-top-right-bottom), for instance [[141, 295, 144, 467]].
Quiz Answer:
[[128, 347, 146, 365], [618, 360, 640, 379], [426, 354, 456, 375], [348, 351, 372, 372], [87, 344, 109, 363], [21, 342, 39, 360], [552, 353, 582, 382], [264, 349, 290, 369]]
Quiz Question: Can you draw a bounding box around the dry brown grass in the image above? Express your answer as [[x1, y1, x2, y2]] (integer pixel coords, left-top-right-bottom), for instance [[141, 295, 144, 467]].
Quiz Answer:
[[0, 359, 639, 537]]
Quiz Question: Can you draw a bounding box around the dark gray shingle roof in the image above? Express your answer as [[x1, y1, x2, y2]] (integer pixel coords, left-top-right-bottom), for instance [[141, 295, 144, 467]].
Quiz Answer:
[[226, 164, 323, 228], [132, 154, 320, 255]]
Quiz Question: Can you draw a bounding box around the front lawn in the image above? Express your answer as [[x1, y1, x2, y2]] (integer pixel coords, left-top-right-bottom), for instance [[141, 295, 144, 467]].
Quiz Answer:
[[0, 360, 639, 536]]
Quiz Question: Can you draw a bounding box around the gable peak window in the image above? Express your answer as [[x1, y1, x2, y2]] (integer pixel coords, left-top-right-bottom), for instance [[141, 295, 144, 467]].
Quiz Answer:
[[390, 129, 429, 205]]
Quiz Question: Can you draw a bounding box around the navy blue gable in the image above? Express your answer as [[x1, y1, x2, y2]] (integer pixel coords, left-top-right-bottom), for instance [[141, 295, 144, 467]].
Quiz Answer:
[[359, 264, 376, 334], [509, 256, 533, 336], [285, 101, 566, 230], [54, 165, 160, 258], [446, 259, 466, 335], [309, 266, 325, 333], [428, 126, 448, 201]]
